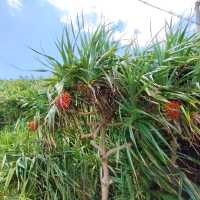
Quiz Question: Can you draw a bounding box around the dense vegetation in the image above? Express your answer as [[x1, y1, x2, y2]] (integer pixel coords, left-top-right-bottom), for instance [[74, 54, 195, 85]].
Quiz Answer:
[[1, 19, 200, 200]]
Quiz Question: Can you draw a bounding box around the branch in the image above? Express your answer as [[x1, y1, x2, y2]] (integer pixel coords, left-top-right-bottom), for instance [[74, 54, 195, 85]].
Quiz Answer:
[[87, 122, 122, 127], [90, 141, 104, 154], [80, 133, 93, 139], [69, 110, 97, 116], [81, 120, 106, 140], [78, 111, 97, 116], [106, 143, 132, 158]]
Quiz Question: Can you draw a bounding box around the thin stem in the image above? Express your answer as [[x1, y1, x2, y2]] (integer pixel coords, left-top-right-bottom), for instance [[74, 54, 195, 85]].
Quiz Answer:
[[81, 120, 105, 140], [100, 127, 110, 200], [90, 141, 103, 154], [106, 143, 132, 158]]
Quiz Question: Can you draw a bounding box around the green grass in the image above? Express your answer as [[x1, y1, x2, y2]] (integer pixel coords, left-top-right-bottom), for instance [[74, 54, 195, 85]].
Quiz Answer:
[[0, 123, 39, 200], [0, 125, 39, 157], [0, 80, 46, 128]]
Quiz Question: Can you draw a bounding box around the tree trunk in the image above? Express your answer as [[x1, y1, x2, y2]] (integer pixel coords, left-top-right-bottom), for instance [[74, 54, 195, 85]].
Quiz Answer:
[[101, 157, 110, 200]]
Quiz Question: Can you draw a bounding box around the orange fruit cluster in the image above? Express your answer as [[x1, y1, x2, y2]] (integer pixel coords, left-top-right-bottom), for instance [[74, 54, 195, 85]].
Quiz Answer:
[[164, 100, 182, 121], [28, 121, 38, 131], [56, 91, 72, 111], [27, 91, 72, 131]]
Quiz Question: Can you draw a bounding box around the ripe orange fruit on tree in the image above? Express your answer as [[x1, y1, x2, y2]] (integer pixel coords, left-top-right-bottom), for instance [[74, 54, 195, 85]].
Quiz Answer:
[[164, 100, 182, 121], [55, 91, 72, 111], [28, 121, 38, 131]]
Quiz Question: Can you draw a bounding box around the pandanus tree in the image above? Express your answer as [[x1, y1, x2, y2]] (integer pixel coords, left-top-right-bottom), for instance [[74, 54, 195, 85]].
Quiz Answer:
[[27, 18, 200, 199], [38, 18, 132, 200]]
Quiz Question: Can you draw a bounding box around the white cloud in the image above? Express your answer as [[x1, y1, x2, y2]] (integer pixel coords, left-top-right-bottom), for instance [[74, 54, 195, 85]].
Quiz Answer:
[[47, 0, 196, 45], [7, 0, 23, 10]]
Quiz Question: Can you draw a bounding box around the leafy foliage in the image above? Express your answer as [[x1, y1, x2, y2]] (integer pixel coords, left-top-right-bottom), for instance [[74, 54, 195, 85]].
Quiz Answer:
[[1, 19, 200, 200]]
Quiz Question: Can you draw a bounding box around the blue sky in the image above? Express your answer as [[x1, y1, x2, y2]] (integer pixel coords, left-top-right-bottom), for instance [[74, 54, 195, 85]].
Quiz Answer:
[[0, 0, 64, 79], [0, 0, 196, 79]]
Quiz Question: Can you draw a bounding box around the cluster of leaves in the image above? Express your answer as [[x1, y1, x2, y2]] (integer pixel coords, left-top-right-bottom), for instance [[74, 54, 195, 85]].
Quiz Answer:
[[1, 19, 200, 200]]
